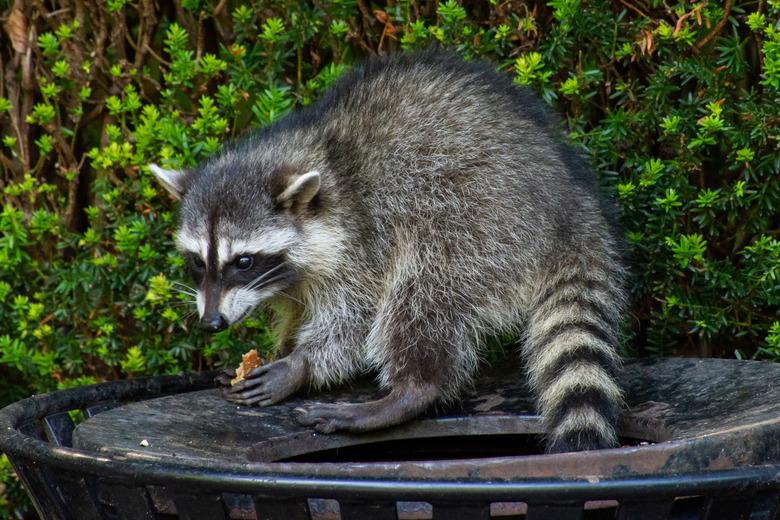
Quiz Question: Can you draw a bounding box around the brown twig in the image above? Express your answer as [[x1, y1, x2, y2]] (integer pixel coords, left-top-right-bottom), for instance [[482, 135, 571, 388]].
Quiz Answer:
[[356, 0, 378, 43], [20, 38, 35, 172], [44, 7, 72, 18], [4, 60, 26, 172], [63, 167, 81, 229], [109, 10, 129, 62], [424, 0, 437, 18], [144, 42, 171, 67], [125, 27, 139, 51], [134, 0, 156, 71], [173, 0, 198, 46], [694, 0, 734, 50], [196, 11, 206, 62], [0, 153, 16, 180], [346, 25, 375, 56], [213, 0, 229, 17], [87, 0, 108, 78], [211, 0, 234, 42], [672, 10, 696, 39]]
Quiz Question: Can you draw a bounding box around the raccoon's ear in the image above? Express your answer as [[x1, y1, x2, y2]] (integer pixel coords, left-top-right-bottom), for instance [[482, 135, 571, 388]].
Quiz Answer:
[[277, 170, 321, 211], [149, 163, 187, 200]]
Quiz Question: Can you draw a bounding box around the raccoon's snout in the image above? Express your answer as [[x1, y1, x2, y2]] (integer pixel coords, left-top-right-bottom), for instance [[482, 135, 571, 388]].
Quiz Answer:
[[200, 314, 228, 333]]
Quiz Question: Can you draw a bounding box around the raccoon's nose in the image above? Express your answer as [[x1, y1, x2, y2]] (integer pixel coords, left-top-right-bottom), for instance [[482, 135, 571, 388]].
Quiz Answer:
[[200, 314, 228, 333]]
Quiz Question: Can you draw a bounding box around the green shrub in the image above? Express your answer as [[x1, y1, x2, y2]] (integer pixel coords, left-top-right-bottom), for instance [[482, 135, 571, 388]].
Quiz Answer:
[[1, 0, 779, 516]]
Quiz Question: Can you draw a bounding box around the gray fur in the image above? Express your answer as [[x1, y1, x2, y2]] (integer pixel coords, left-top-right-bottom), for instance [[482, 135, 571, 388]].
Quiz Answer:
[[157, 51, 628, 453]]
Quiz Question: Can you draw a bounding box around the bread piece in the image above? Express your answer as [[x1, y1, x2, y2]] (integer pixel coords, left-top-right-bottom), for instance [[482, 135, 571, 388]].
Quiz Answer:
[[230, 349, 264, 385]]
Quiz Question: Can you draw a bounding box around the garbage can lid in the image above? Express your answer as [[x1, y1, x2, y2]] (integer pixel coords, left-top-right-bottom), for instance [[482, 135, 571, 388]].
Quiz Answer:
[[71, 358, 780, 481]]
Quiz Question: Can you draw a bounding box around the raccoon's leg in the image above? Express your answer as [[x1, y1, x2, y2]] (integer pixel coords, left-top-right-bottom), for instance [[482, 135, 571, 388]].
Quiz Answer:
[[296, 277, 475, 434], [523, 256, 626, 453], [272, 300, 303, 359]]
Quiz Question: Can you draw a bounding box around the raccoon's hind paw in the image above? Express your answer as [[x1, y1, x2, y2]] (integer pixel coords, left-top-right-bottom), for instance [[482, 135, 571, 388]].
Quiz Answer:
[[295, 403, 377, 434], [296, 383, 440, 434], [224, 357, 306, 407]]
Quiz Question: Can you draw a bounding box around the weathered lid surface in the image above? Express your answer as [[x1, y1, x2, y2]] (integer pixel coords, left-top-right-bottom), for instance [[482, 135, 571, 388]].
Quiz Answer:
[[70, 358, 780, 480]]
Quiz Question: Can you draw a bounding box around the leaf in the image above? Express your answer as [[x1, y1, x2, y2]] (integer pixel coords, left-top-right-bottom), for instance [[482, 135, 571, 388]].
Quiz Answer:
[[373, 10, 396, 38], [639, 28, 654, 56], [5, 1, 28, 54]]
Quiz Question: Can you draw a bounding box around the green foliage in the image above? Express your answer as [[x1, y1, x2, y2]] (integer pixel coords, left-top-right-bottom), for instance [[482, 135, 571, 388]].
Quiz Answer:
[[1, 0, 780, 515]]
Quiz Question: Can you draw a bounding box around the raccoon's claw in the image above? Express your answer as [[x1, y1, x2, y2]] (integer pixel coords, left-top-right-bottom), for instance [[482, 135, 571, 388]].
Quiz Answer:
[[223, 383, 276, 407], [215, 367, 236, 387]]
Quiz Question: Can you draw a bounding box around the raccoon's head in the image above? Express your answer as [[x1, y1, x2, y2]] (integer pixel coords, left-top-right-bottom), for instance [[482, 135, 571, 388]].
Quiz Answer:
[[150, 161, 326, 333]]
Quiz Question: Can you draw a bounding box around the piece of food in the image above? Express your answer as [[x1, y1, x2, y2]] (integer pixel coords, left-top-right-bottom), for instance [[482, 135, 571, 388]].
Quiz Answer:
[[231, 349, 264, 385]]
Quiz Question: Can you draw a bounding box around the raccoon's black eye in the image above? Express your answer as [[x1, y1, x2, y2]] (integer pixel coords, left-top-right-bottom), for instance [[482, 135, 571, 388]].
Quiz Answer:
[[186, 253, 205, 273], [186, 254, 206, 284], [234, 255, 253, 270]]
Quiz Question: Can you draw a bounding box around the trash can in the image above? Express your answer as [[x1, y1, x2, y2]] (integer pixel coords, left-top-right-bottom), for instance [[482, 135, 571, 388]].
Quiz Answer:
[[2, 358, 779, 519]]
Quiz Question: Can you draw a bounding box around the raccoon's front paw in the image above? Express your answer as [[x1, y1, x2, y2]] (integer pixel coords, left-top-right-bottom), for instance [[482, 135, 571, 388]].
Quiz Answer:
[[225, 357, 306, 407]]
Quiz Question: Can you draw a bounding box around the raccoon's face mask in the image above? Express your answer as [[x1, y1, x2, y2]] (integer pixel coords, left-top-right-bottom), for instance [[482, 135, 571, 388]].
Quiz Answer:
[[149, 164, 320, 332]]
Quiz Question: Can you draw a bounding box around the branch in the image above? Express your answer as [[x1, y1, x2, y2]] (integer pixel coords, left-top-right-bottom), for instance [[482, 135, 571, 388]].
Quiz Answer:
[[695, 0, 734, 50]]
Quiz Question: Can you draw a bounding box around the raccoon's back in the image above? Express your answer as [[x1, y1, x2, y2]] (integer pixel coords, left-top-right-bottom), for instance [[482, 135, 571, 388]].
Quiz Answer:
[[317, 51, 561, 176], [310, 52, 614, 251]]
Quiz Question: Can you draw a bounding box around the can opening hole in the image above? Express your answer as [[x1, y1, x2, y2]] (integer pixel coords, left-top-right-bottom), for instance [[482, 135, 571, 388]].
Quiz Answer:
[[279, 434, 652, 463]]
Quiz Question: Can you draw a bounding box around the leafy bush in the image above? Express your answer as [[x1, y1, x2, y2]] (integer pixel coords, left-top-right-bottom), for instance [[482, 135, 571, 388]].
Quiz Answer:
[[1, 0, 779, 516]]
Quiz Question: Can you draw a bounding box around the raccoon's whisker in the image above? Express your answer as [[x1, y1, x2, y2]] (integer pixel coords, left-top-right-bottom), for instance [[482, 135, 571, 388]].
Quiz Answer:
[[245, 262, 287, 291], [245, 278, 265, 291], [278, 291, 305, 307], [168, 300, 196, 307], [171, 287, 198, 297], [171, 281, 197, 293], [249, 277, 283, 291], [246, 269, 287, 292], [245, 266, 282, 290], [248, 274, 287, 292]]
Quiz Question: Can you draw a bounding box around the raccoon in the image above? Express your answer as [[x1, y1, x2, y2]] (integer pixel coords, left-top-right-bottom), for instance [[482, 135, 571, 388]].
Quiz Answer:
[[150, 50, 628, 453]]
